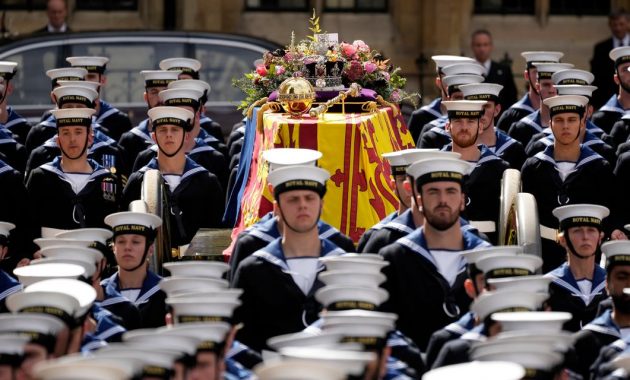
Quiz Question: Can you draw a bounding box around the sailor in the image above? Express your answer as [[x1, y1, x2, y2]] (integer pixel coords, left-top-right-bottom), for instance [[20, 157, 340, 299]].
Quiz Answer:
[[24, 83, 128, 181], [117, 70, 180, 172], [545, 204, 610, 332], [508, 62, 574, 147], [159, 57, 224, 141], [570, 241, 630, 379], [25, 108, 122, 237], [228, 148, 354, 282], [0, 222, 21, 312], [521, 94, 622, 272], [131, 85, 229, 194], [99, 209, 166, 329], [66, 56, 133, 141], [231, 164, 346, 352], [0, 61, 31, 145], [417, 69, 484, 149], [123, 106, 224, 249], [496, 51, 563, 132], [460, 82, 527, 169], [378, 155, 491, 351], [526, 83, 616, 166], [0, 335, 28, 380], [408, 55, 476, 143], [591, 47, 630, 133], [442, 99, 510, 244]]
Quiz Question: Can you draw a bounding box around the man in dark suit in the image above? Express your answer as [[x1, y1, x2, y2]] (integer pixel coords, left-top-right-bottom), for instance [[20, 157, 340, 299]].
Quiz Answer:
[[591, 9, 629, 109], [34, 0, 71, 34], [470, 29, 517, 119]]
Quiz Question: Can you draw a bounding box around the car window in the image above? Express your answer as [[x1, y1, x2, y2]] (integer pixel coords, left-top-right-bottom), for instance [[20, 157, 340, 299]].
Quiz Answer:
[[194, 43, 261, 103], [4, 44, 62, 108], [71, 42, 186, 104]]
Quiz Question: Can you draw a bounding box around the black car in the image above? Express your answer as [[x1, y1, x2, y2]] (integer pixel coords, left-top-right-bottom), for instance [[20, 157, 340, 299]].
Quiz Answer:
[[0, 30, 282, 135]]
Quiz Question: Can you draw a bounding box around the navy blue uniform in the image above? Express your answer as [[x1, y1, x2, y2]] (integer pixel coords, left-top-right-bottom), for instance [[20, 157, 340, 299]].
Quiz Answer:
[[425, 311, 476, 368], [496, 93, 536, 133], [417, 116, 450, 150], [408, 98, 443, 143], [508, 109, 545, 147], [526, 129, 616, 167], [1, 106, 31, 145], [592, 95, 625, 134]]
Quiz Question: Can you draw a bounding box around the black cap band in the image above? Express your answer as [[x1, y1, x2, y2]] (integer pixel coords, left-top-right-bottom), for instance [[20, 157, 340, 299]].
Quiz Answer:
[[447, 85, 462, 96], [416, 171, 464, 188], [549, 104, 585, 118], [19, 306, 75, 327], [113, 224, 156, 240], [164, 97, 200, 110], [527, 60, 555, 69], [142, 366, 172, 380], [273, 180, 326, 199], [145, 78, 176, 88], [18, 332, 56, 353], [75, 65, 106, 74], [56, 116, 92, 128], [168, 66, 199, 79], [326, 300, 377, 311], [465, 93, 499, 102], [391, 165, 407, 176], [558, 78, 588, 85], [537, 71, 553, 80], [57, 95, 94, 108], [197, 340, 226, 353], [0, 70, 16, 81], [607, 254, 630, 268], [341, 336, 386, 351], [616, 55, 630, 68], [152, 117, 192, 131], [0, 353, 23, 367], [51, 76, 83, 88], [485, 268, 533, 279], [177, 315, 230, 324], [447, 110, 483, 119], [559, 216, 602, 232]]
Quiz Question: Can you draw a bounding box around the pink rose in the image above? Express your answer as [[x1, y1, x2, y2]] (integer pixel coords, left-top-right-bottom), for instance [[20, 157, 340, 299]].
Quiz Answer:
[[340, 42, 357, 58], [380, 71, 390, 81], [390, 89, 401, 102], [275, 65, 286, 75], [353, 40, 370, 53], [363, 61, 377, 74], [256, 65, 268, 76]]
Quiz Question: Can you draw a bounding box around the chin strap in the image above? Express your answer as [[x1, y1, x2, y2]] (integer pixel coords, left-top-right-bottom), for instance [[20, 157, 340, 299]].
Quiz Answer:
[[276, 200, 320, 234], [59, 131, 90, 160], [156, 130, 186, 158]]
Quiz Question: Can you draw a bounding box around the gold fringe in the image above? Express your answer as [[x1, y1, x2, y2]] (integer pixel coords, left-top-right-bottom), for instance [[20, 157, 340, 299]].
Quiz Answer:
[[256, 102, 281, 134], [375, 95, 399, 117], [246, 97, 269, 119]]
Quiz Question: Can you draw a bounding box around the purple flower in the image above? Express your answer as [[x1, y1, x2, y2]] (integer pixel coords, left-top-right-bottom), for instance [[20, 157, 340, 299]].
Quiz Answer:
[[275, 65, 286, 75], [380, 71, 390, 81], [363, 61, 377, 74], [390, 89, 401, 102]]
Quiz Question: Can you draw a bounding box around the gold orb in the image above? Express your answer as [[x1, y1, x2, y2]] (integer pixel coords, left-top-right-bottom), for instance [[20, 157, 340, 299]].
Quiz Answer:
[[277, 77, 316, 117]]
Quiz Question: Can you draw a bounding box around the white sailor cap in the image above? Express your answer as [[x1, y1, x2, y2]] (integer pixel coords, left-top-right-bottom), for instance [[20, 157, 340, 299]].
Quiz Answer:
[[475, 253, 543, 279], [322, 310, 397, 326], [532, 63, 575, 79], [491, 311, 571, 332], [164, 289, 243, 303], [25, 279, 96, 318], [255, 359, 348, 380], [315, 285, 389, 311], [56, 80, 101, 92], [551, 69, 595, 85], [487, 275, 552, 293], [166, 297, 241, 324], [552, 203, 609, 231], [423, 361, 526, 380], [319, 255, 388, 273], [39, 245, 103, 267], [158, 322, 231, 352], [471, 290, 547, 321], [431, 55, 476, 72], [442, 62, 486, 77], [159, 57, 202, 78], [554, 84, 598, 99], [6, 290, 80, 326], [460, 83, 504, 102], [322, 321, 394, 350], [51, 355, 140, 379], [0, 314, 64, 352], [382, 149, 460, 176], [521, 51, 564, 67], [159, 276, 229, 297], [477, 332, 573, 355], [158, 87, 204, 109], [279, 347, 376, 376], [0, 221, 15, 238], [13, 262, 85, 286], [140, 70, 181, 88], [52, 86, 98, 108], [104, 211, 162, 239], [406, 157, 472, 187], [610, 46, 630, 67], [267, 331, 344, 351], [33, 360, 130, 380], [29, 257, 96, 278], [66, 56, 109, 74], [602, 241, 630, 268], [471, 348, 564, 379], [147, 106, 195, 132], [123, 329, 201, 356], [168, 79, 211, 101], [319, 270, 386, 288], [56, 228, 113, 245], [461, 245, 523, 266], [50, 108, 96, 128], [543, 95, 589, 117], [267, 165, 330, 198], [0, 61, 17, 79], [33, 237, 92, 250], [441, 75, 485, 95], [442, 99, 487, 118], [163, 261, 229, 279], [262, 148, 323, 172], [45, 67, 87, 87], [93, 345, 179, 376]]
